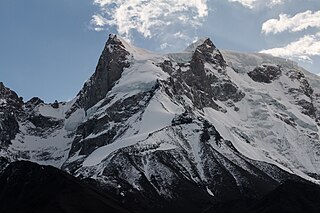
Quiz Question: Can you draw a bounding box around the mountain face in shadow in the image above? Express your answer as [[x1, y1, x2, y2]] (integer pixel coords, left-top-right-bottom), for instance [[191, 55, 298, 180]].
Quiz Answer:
[[0, 161, 130, 213], [246, 180, 320, 213]]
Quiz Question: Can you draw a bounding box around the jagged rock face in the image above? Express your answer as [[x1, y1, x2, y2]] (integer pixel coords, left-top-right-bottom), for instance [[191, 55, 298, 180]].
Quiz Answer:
[[25, 97, 44, 110], [27, 114, 63, 135], [159, 39, 244, 112], [246, 64, 319, 121], [0, 83, 23, 146], [68, 85, 158, 157], [287, 70, 314, 98], [67, 116, 300, 212], [0, 83, 73, 167], [52, 38, 320, 211], [284, 69, 319, 122], [248, 64, 282, 83], [2, 37, 320, 212], [72, 35, 131, 112], [0, 113, 19, 146], [0, 82, 23, 108], [24, 97, 64, 137], [191, 38, 226, 69], [61, 37, 318, 212]]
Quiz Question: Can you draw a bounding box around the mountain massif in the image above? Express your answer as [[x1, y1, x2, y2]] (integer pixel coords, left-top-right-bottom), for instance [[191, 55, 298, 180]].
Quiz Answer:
[[1, 35, 320, 212]]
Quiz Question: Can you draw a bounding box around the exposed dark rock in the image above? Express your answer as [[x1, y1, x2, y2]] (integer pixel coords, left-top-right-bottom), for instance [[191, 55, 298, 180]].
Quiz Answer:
[[191, 38, 226, 69], [51, 100, 59, 109], [171, 111, 193, 126], [285, 70, 318, 122], [275, 113, 296, 127], [297, 99, 317, 118], [286, 70, 314, 98], [300, 78, 314, 98], [0, 83, 23, 146], [72, 119, 304, 213], [159, 39, 244, 112], [200, 120, 223, 146], [25, 97, 44, 108], [159, 60, 174, 75], [71, 35, 131, 113], [212, 81, 245, 102], [27, 114, 63, 129], [79, 128, 118, 156], [0, 82, 23, 109], [2, 37, 320, 213], [0, 112, 19, 146], [230, 127, 252, 144], [69, 86, 158, 157], [248, 65, 282, 83], [287, 69, 313, 95]]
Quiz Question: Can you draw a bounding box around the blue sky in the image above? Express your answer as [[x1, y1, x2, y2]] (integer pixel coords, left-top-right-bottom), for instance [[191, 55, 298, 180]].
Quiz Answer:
[[1, 0, 319, 102]]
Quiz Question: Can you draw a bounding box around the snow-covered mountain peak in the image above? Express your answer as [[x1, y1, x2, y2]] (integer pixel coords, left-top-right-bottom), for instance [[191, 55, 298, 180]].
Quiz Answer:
[[184, 37, 211, 52], [166, 37, 220, 64], [104, 34, 131, 60], [0, 82, 22, 106], [107, 34, 160, 61], [2, 36, 320, 212], [69, 35, 132, 112]]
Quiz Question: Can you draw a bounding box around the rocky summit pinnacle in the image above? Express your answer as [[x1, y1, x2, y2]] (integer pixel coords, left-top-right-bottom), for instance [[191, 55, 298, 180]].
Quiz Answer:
[[1, 36, 320, 213], [193, 38, 226, 67], [73, 34, 131, 111], [0, 82, 23, 106], [0, 83, 22, 147]]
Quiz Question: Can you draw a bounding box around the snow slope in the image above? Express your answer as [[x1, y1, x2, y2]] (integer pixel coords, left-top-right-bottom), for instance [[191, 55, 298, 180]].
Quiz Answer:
[[2, 35, 320, 212], [79, 40, 319, 182]]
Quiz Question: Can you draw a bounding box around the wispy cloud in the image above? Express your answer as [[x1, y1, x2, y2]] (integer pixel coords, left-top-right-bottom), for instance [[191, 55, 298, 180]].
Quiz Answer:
[[260, 33, 320, 62], [90, 0, 208, 49], [228, 0, 255, 9], [228, 0, 286, 9], [260, 10, 320, 63], [262, 10, 320, 34]]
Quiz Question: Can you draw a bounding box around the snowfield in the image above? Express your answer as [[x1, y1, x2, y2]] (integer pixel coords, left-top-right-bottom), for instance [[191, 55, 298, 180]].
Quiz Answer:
[[3, 35, 320, 188]]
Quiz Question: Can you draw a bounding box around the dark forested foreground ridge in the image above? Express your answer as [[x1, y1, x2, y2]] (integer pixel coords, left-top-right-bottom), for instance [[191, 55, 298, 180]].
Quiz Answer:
[[0, 161, 320, 213], [0, 160, 129, 213], [1, 34, 320, 212]]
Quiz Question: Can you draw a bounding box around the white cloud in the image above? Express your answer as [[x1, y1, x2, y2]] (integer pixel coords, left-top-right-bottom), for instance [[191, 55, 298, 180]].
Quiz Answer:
[[160, 42, 170, 49], [269, 0, 286, 6], [261, 10, 320, 63], [228, 0, 255, 9], [262, 10, 320, 34], [91, 0, 208, 46], [260, 33, 320, 62], [228, 0, 285, 9], [91, 14, 108, 27], [173, 32, 186, 39]]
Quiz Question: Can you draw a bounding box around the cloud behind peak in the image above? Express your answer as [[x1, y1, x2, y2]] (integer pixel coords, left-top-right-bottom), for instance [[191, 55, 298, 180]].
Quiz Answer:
[[91, 0, 208, 46], [262, 10, 320, 34]]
